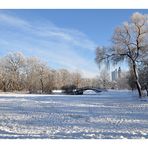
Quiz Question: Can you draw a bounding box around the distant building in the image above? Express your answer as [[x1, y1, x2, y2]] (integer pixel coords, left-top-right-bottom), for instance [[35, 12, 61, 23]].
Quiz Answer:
[[111, 67, 121, 81], [112, 69, 118, 81], [118, 67, 121, 79]]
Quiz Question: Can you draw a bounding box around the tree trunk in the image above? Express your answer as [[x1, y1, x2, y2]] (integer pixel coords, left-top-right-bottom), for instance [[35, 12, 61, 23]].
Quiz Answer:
[[146, 90, 148, 97], [40, 78, 44, 93], [145, 86, 148, 96], [2, 81, 6, 92], [132, 61, 142, 97]]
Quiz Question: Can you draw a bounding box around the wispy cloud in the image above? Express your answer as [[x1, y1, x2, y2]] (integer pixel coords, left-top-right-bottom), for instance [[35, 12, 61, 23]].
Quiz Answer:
[[0, 13, 31, 28], [0, 11, 98, 78]]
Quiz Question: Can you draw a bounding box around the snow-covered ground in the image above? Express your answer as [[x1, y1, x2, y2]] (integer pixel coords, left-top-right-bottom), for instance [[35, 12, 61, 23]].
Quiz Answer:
[[0, 90, 148, 139]]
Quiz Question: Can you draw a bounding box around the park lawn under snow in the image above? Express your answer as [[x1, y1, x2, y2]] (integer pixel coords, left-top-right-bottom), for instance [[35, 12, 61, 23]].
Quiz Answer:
[[0, 90, 148, 139]]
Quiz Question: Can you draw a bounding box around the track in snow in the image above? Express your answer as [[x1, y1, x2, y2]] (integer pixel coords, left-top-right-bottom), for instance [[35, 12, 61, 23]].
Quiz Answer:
[[0, 90, 148, 139]]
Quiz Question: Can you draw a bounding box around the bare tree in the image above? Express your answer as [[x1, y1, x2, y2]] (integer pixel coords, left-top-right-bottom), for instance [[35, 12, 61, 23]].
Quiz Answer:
[[25, 57, 41, 93], [72, 72, 82, 88], [44, 69, 55, 93], [99, 69, 110, 89], [58, 69, 72, 88], [0, 52, 26, 91], [36, 62, 49, 93], [0, 58, 9, 92], [95, 12, 148, 97]]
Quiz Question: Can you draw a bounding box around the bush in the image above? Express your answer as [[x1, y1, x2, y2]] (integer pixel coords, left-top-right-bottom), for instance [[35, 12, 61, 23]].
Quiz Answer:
[[61, 85, 76, 94]]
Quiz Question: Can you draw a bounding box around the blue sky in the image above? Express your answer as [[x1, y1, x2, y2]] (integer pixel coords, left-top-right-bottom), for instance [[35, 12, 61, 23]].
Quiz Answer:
[[0, 9, 148, 78]]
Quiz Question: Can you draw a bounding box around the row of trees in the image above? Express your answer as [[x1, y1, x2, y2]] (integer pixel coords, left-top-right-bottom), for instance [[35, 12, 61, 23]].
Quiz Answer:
[[1, 51, 143, 94], [0, 52, 133, 94], [95, 12, 148, 97], [0, 52, 106, 93]]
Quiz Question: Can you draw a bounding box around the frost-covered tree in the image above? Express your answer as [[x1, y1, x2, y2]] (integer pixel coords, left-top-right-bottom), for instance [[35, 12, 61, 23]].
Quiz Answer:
[[43, 69, 56, 93], [25, 57, 53, 93], [0, 58, 9, 92], [95, 12, 148, 97], [0, 52, 26, 91], [71, 72, 82, 88], [99, 69, 110, 89], [36, 61, 49, 93], [58, 69, 72, 88]]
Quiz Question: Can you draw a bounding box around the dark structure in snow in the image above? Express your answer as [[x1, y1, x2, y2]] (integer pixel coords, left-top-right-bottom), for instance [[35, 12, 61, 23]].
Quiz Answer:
[[63, 87, 103, 95]]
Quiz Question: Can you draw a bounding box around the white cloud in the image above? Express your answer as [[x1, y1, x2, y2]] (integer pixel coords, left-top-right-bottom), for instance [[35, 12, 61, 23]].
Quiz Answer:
[[0, 11, 99, 78], [0, 12, 97, 50], [0, 13, 31, 28]]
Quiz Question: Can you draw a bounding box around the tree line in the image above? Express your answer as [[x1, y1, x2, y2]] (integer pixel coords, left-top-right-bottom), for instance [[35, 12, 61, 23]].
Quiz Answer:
[[0, 52, 134, 94], [0, 52, 101, 93]]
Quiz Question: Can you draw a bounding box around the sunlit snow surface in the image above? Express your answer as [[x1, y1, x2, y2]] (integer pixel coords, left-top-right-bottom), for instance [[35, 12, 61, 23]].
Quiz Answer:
[[0, 90, 148, 139]]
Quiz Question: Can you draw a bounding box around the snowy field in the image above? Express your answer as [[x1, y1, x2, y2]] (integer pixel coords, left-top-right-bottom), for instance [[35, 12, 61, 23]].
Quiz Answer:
[[0, 90, 148, 139]]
